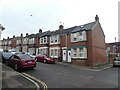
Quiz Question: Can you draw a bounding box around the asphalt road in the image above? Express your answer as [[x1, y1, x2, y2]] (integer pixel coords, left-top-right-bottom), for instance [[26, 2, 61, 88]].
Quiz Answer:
[[23, 62, 119, 88]]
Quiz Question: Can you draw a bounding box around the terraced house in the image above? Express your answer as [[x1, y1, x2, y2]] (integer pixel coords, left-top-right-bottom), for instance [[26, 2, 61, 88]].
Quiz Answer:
[[1, 15, 107, 66]]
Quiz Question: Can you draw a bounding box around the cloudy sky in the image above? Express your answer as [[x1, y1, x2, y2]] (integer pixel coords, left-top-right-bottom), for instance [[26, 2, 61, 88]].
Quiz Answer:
[[0, 0, 119, 43]]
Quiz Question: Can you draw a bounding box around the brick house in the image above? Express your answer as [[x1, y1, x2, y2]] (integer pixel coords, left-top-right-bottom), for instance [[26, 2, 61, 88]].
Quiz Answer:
[[69, 15, 107, 66], [22, 33, 29, 53], [49, 25, 77, 62], [106, 42, 120, 62], [1, 15, 107, 66], [27, 34, 36, 54], [1, 38, 8, 51], [38, 30, 51, 56], [16, 34, 23, 52], [49, 15, 107, 66]]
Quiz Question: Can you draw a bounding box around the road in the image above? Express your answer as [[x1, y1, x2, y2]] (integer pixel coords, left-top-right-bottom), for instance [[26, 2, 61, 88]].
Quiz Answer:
[[23, 62, 119, 88]]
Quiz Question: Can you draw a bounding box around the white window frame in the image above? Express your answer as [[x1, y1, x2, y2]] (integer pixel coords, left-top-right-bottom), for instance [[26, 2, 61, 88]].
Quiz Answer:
[[40, 36, 48, 44], [29, 38, 34, 44], [50, 35, 60, 45], [72, 47, 87, 59], [71, 31, 87, 42], [50, 47, 60, 58]]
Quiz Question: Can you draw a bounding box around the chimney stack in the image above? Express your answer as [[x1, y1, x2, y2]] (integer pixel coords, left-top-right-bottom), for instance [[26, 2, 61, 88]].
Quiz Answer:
[[13, 35, 15, 38], [59, 25, 64, 30], [39, 29, 42, 33], [26, 33, 28, 36], [21, 33, 23, 37], [7, 37, 9, 39], [95, 15, 99, 22]]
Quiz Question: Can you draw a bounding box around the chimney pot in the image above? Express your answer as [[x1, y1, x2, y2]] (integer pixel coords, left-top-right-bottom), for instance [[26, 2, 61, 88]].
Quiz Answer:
[[26, 33, 28, 36], [39, 29, 42, 33], [21, 33, 23, 37], [13, 35, 15, 38], [95, 15, 99, 22], [59, 25, 64, 30]]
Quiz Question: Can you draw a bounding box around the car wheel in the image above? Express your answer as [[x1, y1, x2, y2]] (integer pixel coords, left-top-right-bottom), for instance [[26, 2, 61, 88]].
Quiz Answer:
[[44, 60, 47, 63], [6, 61, 9, 66], [14, 64, 19, 71]]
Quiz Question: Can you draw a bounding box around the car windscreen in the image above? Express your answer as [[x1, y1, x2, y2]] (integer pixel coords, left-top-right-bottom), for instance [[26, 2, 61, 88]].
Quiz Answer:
[[114, 58, 120, 61], [18, 54, 32, 60], [2, 52, 13, 59]]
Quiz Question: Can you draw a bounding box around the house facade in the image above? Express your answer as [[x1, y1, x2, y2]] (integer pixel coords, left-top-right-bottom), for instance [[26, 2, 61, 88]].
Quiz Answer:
[[54, 15, 107, 66], [106, 42, 120, 62], [1, 15, 108, 66]]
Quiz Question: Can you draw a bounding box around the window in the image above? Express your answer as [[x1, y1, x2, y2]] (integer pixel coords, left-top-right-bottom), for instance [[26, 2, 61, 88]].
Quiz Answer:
[[78, 32, 83, 41], [72, 47, 87, 58], [50, 48, 60, 58], [50, 35, 60, 44], [73, 33, 77, 42], [71, 31, 87, 42], [41, 38, 43, 44], [29, 38, 34, 44], [79, 48, 84, 57], [44, 37, 47, 43], [79, 32, 82, 36], [72, 48, 77, 57], [51, 49, 54, 56], [54, 49, 57, 56], [50, 37, 54, 43]]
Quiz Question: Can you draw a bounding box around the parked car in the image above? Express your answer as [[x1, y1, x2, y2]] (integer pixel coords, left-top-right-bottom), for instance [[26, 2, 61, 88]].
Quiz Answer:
[[35, 54, 55, 64], [113, 57, 120, 67], [6, 54, 36, 71], [25, 52, 36, 59], [2, 52, 13, 63]]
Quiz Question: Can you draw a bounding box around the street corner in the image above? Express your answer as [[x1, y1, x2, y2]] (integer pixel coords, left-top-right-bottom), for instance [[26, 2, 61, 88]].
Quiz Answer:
[[1, 63, 38, 89]]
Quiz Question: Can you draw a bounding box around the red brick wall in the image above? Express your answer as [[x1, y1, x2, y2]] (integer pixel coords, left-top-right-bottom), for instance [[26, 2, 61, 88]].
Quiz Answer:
[[91, 22, 107, 66]]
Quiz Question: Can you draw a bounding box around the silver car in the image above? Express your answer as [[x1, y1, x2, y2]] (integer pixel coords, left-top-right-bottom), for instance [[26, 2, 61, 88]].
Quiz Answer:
[[113, 57, 120, 66]]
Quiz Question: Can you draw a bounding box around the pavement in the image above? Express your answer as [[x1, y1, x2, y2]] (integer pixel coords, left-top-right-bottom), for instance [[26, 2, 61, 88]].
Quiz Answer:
[[56, 62, 113, 71], [1, 63, 37, 89], [1, 61, 113, 89]]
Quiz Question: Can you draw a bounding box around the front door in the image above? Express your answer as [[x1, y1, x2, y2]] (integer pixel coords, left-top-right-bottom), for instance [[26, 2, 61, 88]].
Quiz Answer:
[[68, 50, 71, 62], [63, 50, 66, 61], [36, 48, 39, 55]]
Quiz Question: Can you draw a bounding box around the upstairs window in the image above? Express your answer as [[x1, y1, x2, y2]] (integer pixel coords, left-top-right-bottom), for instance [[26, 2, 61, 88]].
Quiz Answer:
[[40, 37, 48, 44], [50, 35, 59, 44], [71, 31, 87, 42]]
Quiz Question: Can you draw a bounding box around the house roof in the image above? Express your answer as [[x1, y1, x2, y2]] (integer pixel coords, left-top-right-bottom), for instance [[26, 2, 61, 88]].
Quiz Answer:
[[26, 34, 35, 39], [71, 21, 97, 33], [51, 26, 77, 36]]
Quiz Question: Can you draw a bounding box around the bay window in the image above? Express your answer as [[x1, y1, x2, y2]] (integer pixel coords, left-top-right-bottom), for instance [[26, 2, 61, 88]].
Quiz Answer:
[[50, 47, 60, 58]]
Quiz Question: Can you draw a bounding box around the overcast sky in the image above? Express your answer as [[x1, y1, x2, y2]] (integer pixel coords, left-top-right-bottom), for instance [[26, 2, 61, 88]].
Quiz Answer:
[[0, 0, 119, 43]]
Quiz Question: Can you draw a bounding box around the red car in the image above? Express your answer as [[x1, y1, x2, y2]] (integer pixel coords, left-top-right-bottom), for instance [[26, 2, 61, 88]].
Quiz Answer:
[[35, 55, 55, 64], [7, 54, 36, 71]]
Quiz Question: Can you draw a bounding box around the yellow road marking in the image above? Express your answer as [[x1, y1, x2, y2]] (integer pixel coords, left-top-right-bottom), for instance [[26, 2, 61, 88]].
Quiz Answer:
[[22, 73, 48, 90], [21, 74, 40, 90]]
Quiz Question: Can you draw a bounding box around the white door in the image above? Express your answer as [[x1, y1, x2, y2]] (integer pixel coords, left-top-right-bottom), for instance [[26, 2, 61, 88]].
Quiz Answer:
[[68, 50, 71, 62], [36, 48, 39, 55], [63, 50, 66, 61]]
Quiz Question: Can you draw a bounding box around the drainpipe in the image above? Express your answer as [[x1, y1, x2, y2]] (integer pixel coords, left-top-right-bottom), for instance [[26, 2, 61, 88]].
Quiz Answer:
[[66, 34, 68, 62]]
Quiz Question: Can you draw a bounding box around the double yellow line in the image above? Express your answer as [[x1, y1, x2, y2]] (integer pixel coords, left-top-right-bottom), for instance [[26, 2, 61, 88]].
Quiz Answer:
[[22, 73, 48, 90]]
